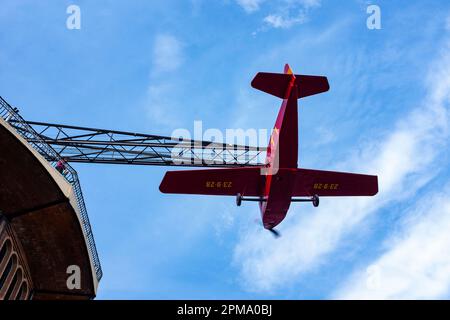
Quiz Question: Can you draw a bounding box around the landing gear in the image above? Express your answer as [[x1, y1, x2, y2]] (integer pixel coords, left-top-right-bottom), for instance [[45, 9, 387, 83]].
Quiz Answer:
[[236, 193, 242, 206], [291, 194, 320, 207], [236, 194, 265, 206], [312, 194, 320, 207]]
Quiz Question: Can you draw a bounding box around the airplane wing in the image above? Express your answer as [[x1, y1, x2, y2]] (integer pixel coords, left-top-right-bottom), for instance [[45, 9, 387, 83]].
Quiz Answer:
[[292, 168, 378, 197], [159, 167, 265, 196]]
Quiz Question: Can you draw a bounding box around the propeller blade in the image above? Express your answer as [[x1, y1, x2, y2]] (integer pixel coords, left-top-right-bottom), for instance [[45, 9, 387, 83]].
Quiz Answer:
[[268, 228, 281, 238]]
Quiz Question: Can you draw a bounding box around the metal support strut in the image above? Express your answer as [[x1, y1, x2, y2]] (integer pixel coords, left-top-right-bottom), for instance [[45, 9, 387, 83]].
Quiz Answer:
[[236, 193, 266, 206], [291, 194, 320, 207], [236, 193, 320, 207]]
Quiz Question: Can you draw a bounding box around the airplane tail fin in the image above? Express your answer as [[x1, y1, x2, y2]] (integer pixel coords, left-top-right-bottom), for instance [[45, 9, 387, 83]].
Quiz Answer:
[[251, 65, 330, 99]]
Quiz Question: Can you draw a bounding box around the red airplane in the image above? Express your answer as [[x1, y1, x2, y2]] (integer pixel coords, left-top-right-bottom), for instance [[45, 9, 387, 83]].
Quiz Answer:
[[160, 64, 378, 236]]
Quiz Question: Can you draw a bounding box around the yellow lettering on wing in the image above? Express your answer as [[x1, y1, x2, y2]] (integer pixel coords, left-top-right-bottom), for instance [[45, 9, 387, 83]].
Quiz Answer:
[[313, 183, 339, 190], [205, 181, 233, 188]]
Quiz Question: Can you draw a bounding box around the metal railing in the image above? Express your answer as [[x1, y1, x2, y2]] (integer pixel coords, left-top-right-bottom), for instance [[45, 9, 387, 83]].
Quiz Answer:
[[0, 96, 103, 281]]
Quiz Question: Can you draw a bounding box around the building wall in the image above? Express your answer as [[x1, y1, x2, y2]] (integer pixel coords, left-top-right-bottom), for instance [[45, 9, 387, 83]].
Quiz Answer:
[[0, 215, 33, 300], [0, 110, 98, 300]]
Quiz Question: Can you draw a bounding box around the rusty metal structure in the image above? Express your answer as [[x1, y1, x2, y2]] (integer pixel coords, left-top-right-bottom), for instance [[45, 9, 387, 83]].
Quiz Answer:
[[0, 96, 266, 300], [20, 121, 265, 167]]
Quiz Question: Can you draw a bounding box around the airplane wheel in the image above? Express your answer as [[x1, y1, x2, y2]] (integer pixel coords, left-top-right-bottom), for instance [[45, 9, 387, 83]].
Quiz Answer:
[[312, 194, 319, 207], [236, 193, 242, 206]]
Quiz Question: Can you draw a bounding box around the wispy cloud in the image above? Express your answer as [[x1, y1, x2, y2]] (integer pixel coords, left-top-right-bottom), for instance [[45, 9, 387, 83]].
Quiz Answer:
[[314, 125, 336, 146], [152, 34, 184, 75], [264, 0, 321, 29], [236, 0, 264, 13], [263, 12, 307, 29], [236, 0, 321, 29], [232, 36, 450, 293], [146, 83, 182, 127], [146, 33, 185, 128], [334, 190, 450, 299], [333, 40, 450, 300]]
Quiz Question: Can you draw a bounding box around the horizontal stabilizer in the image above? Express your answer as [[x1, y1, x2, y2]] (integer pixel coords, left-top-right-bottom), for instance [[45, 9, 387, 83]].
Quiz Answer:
[[296, 75, 330, 98], [159, 168, 264, 196], [293, 168, 378, 197], [251, 72, 329, 99], [251, 73, 291, 99]]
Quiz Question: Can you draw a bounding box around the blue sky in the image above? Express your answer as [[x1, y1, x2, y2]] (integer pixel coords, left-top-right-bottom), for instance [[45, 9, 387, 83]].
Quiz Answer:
[[1, 0, 450, 299]]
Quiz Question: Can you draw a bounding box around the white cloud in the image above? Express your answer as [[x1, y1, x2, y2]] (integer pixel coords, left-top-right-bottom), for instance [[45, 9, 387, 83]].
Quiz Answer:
[[146, 83, 181, 127], [236, 0, 264, 13], [263, 13, 307, 29], [152, 34, 183, 74], [237, 0, 322, 29], [232, 38, 450, 292], [263, 0, 321, 29], [332, 39, 450, 300], [314, 126, 336, 146], [146, 34, 185, 127], [334, 191, 450, 299]]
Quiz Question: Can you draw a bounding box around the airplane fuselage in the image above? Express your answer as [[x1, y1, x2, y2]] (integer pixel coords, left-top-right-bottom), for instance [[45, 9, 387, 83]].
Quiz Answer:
[[259, 67, 299, 229], [260, 168, 297, 229]]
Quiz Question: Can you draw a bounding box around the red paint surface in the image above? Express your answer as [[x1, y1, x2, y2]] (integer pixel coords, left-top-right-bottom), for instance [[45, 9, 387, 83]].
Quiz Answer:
[[160, 64, 378, 230]]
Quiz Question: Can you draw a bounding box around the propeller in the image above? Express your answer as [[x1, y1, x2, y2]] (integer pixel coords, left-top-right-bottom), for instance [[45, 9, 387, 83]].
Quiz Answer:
[[268, 228, 281, 238]]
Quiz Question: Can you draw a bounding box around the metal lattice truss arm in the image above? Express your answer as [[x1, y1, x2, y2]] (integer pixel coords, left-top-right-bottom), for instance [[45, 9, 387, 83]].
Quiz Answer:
[[13, 121, 267, 167]]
